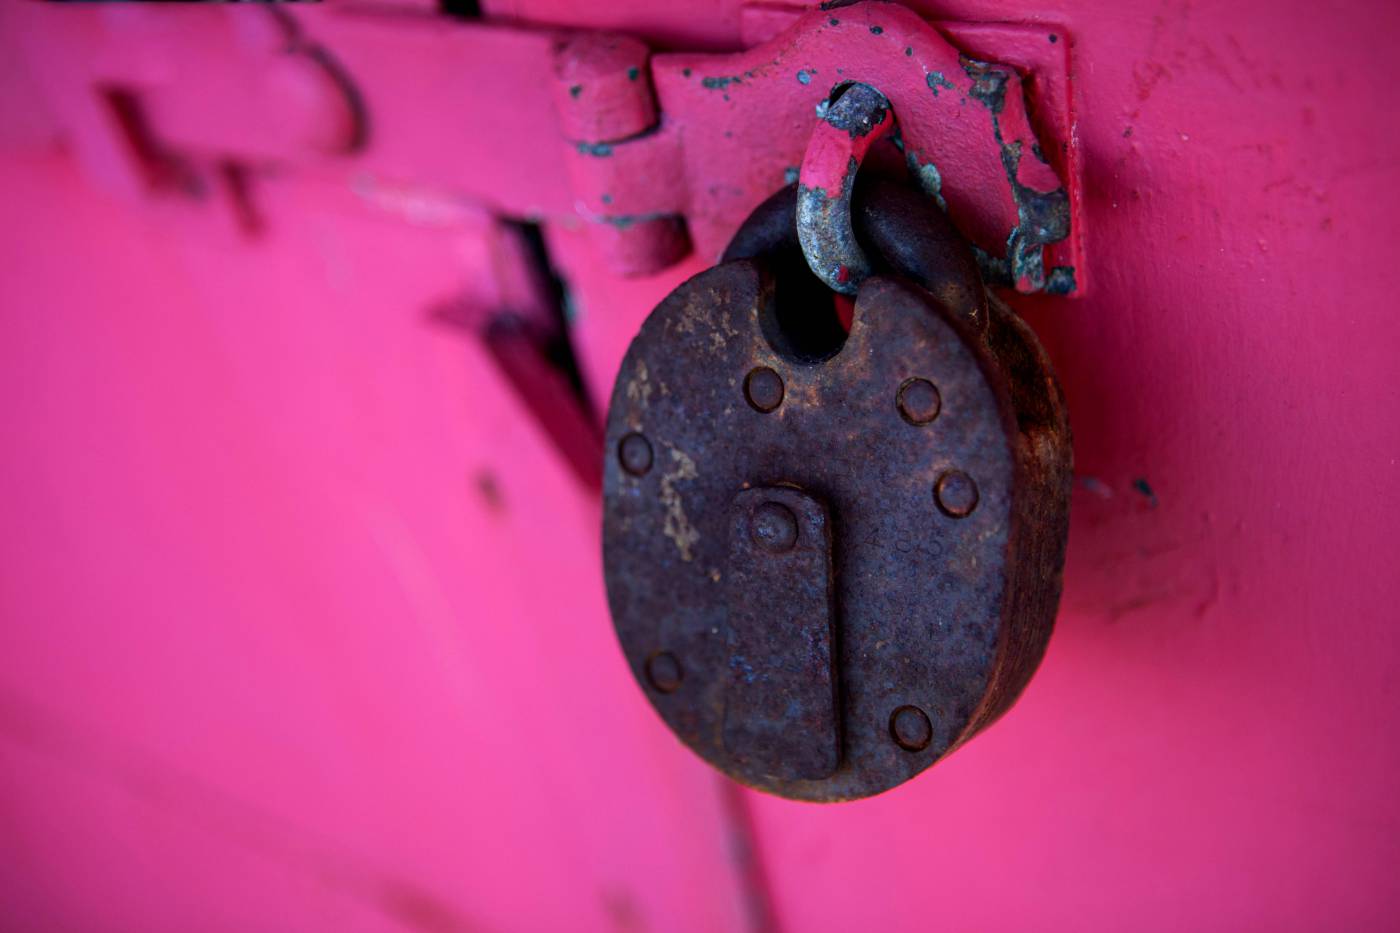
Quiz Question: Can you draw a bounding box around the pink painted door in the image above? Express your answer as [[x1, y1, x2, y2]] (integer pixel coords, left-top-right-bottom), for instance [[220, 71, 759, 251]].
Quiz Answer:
[[2, 1, 1397, 931]]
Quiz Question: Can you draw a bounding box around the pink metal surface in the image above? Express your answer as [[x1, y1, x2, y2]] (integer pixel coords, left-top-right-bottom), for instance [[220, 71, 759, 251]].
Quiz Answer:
[[654, 4, 1078, 291], [3, 2, 1400, 933], [13, 3, 1076, 285]]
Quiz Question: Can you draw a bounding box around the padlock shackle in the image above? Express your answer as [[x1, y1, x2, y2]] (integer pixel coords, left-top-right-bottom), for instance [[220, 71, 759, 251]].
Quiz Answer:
[[796, 81, 896, 295], [726, 177, 987, 335]]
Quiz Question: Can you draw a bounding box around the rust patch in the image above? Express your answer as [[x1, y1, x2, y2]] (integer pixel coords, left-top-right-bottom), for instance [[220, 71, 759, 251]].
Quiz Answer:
[[625, 358, 652, 407], [659, 445, 700, 561]]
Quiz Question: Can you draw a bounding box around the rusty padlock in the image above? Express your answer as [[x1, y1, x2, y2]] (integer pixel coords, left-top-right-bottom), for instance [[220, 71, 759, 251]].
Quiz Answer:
[[601, 169, 1071, 801]]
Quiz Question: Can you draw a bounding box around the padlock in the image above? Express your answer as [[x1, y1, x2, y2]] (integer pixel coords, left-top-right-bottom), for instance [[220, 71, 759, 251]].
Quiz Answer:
[[601, 174, 1071, 802]]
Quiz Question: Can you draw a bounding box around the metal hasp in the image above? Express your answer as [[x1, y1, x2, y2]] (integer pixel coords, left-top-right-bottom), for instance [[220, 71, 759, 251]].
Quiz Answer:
[[655, 1, 1080, 294], [20, 3, 1081, 288], [602, 180, 1072, 800]]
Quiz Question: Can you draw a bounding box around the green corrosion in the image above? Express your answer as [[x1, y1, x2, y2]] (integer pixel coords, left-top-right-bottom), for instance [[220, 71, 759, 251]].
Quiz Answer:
[[926, 72, 955, 97], [961, 57, 1075, 294], [1045, 266, 1077, 295], [963, 58, 1008, 113], [600, 211, 673, 230], [908, 157, 947, 212]]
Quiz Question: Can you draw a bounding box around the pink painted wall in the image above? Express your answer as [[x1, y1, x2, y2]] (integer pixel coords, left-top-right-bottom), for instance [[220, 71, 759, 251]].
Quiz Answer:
[[2, 1, 1398, 931], [0, 156, 755, 931], [679, 1, 1400, 928]]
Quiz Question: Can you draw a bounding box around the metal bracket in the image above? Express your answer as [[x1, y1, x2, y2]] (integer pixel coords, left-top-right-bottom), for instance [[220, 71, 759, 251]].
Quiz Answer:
[[16, 1, 1083, 290], [550, 3, 1082, 289]]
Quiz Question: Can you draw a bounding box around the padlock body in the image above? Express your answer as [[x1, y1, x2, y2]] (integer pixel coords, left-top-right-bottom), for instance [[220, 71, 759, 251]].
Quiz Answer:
[[602, 250, 1070, 801]]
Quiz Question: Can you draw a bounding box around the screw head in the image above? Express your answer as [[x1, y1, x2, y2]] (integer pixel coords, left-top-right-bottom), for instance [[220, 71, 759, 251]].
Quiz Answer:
[[750, 502, 798, 552], [744, 367, 785, 413], [645, 651, 683, 693], [890, 705, 933, 751], [934, 470, 979, 518], [618, 432, 653, 476], [896, 377, 941, 425]]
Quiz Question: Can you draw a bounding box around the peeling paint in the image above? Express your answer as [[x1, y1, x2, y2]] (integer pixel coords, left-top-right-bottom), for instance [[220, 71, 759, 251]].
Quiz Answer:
[[926, 71, 955, 97], [821, 86, 888, 138], [963, 58, 1009, 113], [1045, 266, 1077, 295], [962, 56, 1074, 293], [909, 158, 947, 211], [598, 210, 676, 229]]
